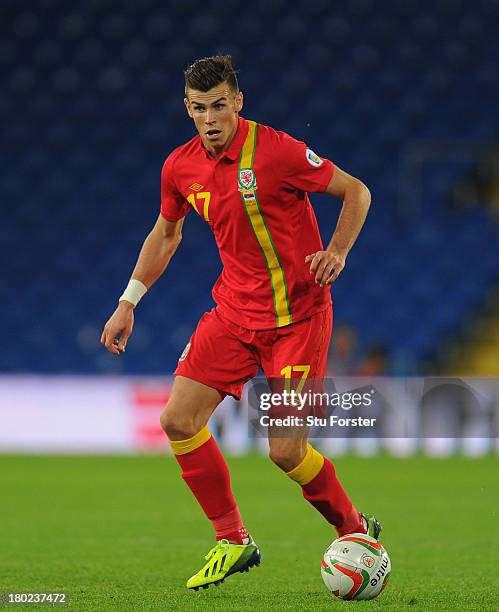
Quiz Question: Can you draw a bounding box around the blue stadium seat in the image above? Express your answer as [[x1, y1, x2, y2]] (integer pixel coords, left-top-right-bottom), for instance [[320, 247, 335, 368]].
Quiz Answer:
[[1, 1, 498, 374]]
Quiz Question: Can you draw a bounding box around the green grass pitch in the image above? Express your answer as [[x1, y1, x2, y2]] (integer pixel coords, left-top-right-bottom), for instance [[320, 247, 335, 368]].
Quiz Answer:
[[1, 453, 498, 611]]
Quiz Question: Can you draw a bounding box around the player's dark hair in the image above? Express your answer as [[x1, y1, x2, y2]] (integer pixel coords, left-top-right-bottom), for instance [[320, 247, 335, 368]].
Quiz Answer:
[[184, 55, 239, 95]]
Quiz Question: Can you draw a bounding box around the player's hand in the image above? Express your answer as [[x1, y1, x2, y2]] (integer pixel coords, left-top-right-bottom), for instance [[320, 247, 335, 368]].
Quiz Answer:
[[100, 302, 135, 355], [305, 250, 346, 286]]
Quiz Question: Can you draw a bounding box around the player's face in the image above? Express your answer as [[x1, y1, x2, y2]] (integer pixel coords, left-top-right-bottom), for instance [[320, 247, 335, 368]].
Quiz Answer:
[[185, 82, 243, 155]]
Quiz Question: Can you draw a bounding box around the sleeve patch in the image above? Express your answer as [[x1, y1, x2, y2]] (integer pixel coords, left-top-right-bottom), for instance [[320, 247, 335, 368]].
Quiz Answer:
[[306, 148, 324, 167]]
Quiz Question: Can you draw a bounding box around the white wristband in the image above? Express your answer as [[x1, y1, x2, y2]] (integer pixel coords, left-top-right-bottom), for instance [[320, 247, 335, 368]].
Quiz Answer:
[[119, 279, 148, 307]]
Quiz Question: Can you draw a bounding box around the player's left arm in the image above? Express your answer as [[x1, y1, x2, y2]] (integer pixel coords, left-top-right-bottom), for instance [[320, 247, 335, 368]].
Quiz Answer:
[[306, 165, 371, 286]]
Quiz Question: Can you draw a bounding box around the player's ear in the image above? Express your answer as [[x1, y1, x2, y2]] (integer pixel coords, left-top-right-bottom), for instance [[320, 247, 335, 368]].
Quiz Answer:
[[235, 91, 243, 113], [184, 97, 193, 118]]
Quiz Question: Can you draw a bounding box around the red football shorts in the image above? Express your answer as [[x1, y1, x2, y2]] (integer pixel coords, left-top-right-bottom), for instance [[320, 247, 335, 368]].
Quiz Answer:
[[175, 306, 333, 400]]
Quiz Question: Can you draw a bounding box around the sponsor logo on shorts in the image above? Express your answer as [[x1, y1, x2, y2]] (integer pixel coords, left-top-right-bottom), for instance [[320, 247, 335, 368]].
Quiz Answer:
[[179, 342, 191, 362], [189, 182, 203, 192], [306, 148, 323, 167]]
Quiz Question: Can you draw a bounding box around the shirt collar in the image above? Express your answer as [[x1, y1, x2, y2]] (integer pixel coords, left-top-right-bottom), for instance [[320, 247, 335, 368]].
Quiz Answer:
[[201, 116, 249, 162]]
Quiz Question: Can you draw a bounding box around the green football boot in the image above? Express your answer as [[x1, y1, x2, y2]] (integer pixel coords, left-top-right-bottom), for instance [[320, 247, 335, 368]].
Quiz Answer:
[[186, 537, 261, 590], [361, 513, 382, 540]]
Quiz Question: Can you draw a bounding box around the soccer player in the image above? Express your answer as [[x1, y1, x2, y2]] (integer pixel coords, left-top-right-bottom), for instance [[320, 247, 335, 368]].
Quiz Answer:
[[101, 55, 380, 590]]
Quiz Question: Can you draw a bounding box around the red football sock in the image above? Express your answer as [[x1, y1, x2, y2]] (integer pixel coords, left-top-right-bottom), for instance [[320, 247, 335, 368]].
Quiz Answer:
[[286, 444, 365, 536], [302, 458, 365, 536], [213, 508, 249, 544], [170, 428, 246, 543]]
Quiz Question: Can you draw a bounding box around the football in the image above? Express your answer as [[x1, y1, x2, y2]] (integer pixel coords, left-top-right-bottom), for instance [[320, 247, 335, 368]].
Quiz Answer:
[[321, 533, 391, 600]]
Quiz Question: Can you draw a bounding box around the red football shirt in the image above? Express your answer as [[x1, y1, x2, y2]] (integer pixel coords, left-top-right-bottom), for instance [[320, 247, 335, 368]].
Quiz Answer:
[[160, 116, 335, 330]]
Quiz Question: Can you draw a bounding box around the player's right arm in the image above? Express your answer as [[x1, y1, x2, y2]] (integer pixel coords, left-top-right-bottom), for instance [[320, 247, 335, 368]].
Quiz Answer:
[[100, 214, 184, 355]]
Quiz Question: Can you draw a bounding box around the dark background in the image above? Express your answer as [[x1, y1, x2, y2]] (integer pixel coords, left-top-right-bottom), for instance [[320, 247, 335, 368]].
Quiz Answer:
[[1, 0, 498, 375]]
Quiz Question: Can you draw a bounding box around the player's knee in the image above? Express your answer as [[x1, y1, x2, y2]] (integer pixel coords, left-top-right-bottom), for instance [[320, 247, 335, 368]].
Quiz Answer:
[[269, 444, 305, 472], [159, 406, 196, 440]]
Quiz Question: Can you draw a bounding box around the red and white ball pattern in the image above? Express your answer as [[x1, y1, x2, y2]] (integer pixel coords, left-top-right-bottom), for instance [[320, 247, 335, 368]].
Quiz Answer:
[[321, 533, 391, 601]]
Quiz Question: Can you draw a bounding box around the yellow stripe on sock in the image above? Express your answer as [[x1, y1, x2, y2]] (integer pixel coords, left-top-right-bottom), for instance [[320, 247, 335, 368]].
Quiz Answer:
[[169, 426, 211, 455], [286, 444, 324, 486]]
